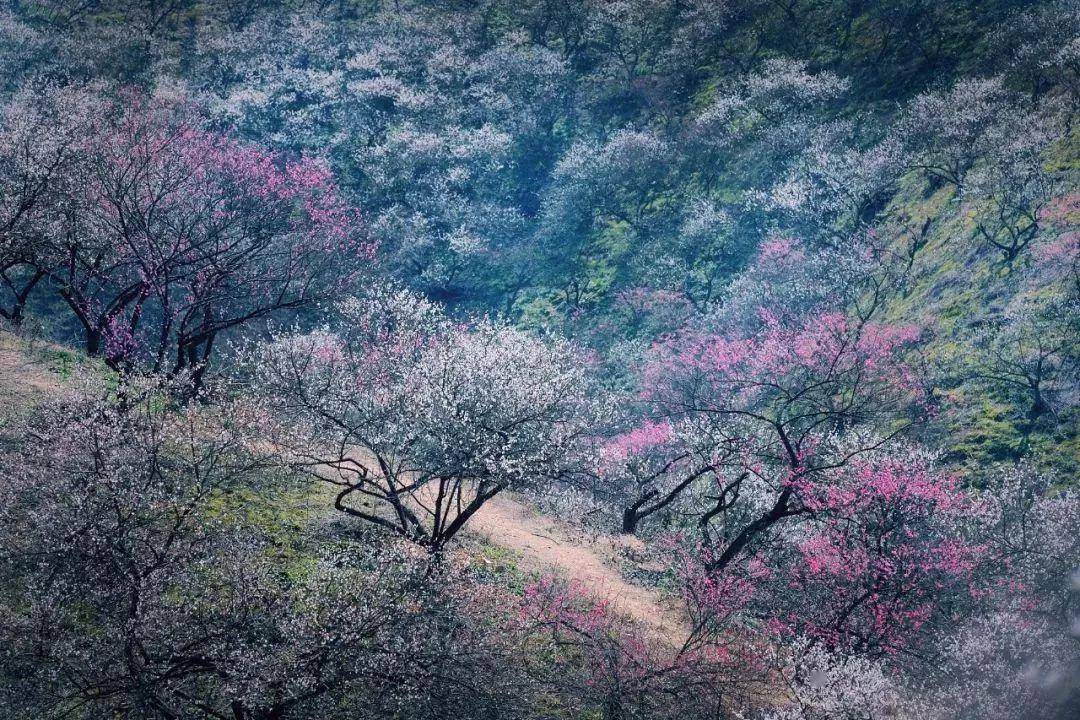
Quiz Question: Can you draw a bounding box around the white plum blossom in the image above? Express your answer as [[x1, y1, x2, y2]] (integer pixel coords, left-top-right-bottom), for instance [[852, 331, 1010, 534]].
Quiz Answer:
[[253, 285, 597, 550]]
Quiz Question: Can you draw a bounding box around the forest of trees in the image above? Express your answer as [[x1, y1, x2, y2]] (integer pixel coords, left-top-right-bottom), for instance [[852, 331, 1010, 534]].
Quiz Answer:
[[0, 1, 1077, 718]]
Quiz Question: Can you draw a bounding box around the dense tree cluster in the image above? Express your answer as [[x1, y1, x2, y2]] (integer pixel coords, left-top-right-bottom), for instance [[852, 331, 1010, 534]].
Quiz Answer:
[[0, 86, 371, 388], [0, 1, 1078, 719], [0, 376, 527, 719]]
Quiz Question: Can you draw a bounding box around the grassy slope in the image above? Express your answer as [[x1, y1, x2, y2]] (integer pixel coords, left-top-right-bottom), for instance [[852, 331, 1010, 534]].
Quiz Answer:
[[875, 131, 1079, 480]]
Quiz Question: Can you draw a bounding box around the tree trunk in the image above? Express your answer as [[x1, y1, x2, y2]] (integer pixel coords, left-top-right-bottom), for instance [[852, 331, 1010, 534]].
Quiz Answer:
[[86, 329, 101, 357]]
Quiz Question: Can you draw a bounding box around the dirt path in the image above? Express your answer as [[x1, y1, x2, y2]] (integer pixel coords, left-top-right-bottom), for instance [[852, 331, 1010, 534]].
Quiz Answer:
[[468, 492, 687, 641], [0, 333, 64, 396], [0, 333, 71, 430]]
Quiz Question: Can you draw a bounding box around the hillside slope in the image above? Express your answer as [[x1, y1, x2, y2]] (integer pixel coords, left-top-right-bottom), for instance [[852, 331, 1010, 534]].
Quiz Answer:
[[0, 329, 683, 638]]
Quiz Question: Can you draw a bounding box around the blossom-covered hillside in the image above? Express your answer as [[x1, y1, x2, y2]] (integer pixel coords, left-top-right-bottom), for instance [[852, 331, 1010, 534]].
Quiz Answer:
[[0, 2, 1077, 719]]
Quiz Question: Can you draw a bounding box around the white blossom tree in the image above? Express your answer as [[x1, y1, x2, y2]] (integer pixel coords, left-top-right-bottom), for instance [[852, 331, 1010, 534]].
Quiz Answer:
[[253, 286, 597, 550]]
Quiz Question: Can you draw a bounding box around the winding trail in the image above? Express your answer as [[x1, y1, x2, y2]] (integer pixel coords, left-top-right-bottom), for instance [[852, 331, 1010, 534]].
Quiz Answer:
[[468, 492, 688, 641]]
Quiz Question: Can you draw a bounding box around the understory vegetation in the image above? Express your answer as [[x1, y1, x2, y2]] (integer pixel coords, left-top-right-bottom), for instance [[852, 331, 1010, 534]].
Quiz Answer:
[[0, 1, 1078, 718]]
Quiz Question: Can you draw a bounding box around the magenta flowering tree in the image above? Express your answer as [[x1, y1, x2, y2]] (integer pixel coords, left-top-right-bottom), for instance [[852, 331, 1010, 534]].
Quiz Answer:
[[25, 90, 371, 381], [644, 310, 925, 567], [765, 454, 985, 654], [671, 450, 987, 658], [597, 416, 739, 534], [745, 460, 1080, 719], [625, 306, 993, 660]]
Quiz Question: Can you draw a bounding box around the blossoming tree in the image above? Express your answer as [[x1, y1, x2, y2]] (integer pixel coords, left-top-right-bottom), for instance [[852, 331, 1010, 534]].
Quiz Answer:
[[4, 88, 372, 384], [253, 286, 597, 551]]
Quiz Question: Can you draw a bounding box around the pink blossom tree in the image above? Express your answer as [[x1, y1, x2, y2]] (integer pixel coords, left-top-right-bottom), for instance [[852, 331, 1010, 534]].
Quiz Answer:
[[644, 310, 925, 569], [27, 90, 371, 383], [627, 301, 998, 662], [766, 453, 984, 655], [596, 415, 738, 534], [671, 448, 987, 660]]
